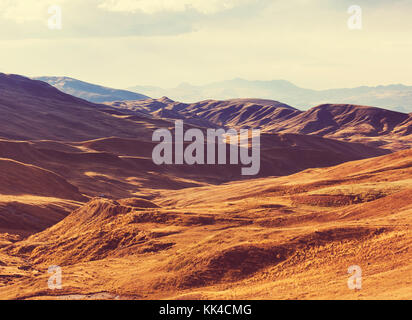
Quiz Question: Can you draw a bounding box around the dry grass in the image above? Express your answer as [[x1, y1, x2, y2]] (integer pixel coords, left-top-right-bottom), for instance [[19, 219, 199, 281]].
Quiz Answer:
[[0, 150, 411, 300]]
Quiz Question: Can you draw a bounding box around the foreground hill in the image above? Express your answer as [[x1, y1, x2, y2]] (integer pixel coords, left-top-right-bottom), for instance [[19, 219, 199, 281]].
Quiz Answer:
[[0, 158, 85, 235], [34, 76, 149, 103], [1, 149, 410, 299], [0, 158, 84, 201], [0, 131, 388, 236]]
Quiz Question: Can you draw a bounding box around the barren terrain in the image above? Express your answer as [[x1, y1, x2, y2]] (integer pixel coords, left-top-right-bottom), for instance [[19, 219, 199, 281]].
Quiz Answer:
[[0, 74, 410, 300]]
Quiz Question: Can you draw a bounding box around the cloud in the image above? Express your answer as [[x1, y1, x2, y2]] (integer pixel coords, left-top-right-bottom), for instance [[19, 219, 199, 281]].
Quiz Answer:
[[0, 0, 68, 23], [1, 0, 408, 40], [0, 0, 256, 23], [0, 0, 262, 39], [98, 0, 256, 14], [0, 0, 196, 38], [2, 0, 412, 91]]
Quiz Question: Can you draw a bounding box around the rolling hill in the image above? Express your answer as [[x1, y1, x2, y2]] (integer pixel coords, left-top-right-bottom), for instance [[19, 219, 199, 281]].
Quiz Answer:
[[0, 72, 410, 300], [0, 73, 391, 236], [1, 149, 410, 299], [0, 73, 153, 141], [108, 98, 412, 151]]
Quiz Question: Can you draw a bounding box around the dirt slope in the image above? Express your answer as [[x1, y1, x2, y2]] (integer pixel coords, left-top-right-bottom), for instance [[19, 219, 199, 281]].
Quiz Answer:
[[1, 150, 410, 300], [0, 158, 84, 201], [0, 158, 85, 235]]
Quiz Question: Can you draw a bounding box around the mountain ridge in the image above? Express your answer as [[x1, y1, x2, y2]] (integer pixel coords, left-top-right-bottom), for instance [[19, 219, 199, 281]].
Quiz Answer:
[[107, 98, 412, 151], [128, 78, 412, 113], [0, 73, 153, 141], [34, 76, 149, 103]]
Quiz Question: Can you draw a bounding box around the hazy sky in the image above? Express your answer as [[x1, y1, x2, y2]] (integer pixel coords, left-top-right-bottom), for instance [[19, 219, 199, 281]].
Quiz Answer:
[[1, 0, 412, 89]]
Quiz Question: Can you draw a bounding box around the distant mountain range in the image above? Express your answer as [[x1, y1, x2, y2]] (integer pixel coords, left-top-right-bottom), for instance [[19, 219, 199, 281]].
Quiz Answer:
[[35, 76, 149, 103], [128, 78, 412, 113], [29, 74, 412, 151], [35, 76, 412, 113]]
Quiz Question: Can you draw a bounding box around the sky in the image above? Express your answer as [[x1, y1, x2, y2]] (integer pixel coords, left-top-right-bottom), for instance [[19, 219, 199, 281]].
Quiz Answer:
[[0, 0, 412, 90]]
